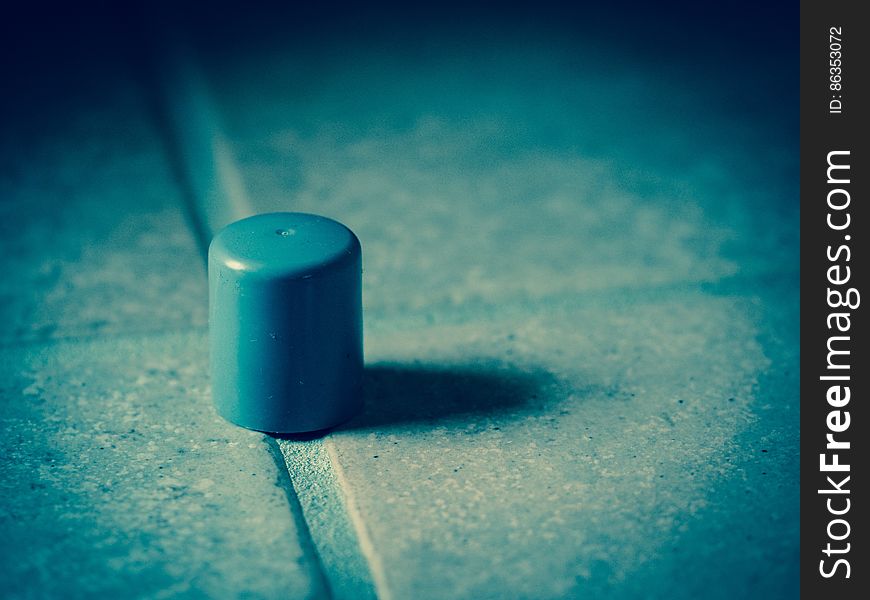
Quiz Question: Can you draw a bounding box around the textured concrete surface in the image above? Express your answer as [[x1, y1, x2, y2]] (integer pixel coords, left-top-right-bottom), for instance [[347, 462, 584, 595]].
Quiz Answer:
[[196, 24, 799, 599], [0, 333, 325, 599], [0, 54, 323, 598], [337, 285, 798, 599]]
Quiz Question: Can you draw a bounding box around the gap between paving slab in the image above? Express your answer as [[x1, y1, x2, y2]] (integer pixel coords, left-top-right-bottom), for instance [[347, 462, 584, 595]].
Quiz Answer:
[[148, 42, 382, 600]]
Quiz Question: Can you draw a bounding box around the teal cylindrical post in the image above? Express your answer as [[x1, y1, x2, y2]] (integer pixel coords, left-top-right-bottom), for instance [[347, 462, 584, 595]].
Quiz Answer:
[[208, 212, 363, 433]]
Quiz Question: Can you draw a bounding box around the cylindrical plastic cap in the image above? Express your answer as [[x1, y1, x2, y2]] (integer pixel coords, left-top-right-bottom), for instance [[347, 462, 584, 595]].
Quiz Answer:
[[208, 212, 363, 433]]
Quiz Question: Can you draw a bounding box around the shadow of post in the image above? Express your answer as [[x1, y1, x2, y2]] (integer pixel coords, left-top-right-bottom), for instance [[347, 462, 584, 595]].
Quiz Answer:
[[277, 362, 560, 440], [343, 362, 557, 431]]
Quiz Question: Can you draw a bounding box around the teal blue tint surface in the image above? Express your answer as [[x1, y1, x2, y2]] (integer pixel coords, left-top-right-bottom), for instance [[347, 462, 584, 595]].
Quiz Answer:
[[198, 23, 798, 598], [209, 212, 363, 433]]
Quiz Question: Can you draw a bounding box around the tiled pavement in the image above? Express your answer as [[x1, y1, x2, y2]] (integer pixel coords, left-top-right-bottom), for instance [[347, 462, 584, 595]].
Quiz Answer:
[[196, 22, 798, 600], [2, 15, 798, 600]]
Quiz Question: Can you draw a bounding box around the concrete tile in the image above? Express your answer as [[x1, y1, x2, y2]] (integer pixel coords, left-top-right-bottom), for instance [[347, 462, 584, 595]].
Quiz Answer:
[[0, 71, 207, 346], [0, 331, 326, 599], [318, 284, 798, 599]]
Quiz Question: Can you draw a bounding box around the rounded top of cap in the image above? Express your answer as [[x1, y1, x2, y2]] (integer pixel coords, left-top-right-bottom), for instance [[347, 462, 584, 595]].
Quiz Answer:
[[209, 212, 360, 280]]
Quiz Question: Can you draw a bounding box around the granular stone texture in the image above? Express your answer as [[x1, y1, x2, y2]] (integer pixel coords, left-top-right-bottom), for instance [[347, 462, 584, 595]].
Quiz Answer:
[[328, 286, 797, 599], [0, 332, 325, 599]]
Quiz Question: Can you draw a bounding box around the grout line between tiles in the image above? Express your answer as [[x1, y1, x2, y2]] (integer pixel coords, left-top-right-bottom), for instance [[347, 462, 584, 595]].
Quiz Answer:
[[277, 438, 379, 600], [139, 29, 383, 600], [323, 439, 392, 600]]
